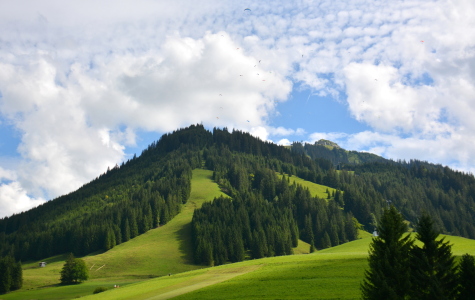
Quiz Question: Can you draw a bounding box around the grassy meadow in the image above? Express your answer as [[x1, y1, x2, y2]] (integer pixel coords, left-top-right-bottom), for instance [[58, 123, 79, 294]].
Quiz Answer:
[[276, 173, 336, 199], [80, 233, 475, 300], [2, 170, 475, 300]]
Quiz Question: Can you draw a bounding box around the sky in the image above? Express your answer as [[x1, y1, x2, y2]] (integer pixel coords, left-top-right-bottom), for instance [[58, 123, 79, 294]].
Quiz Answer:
[[1, 0, 475, 218]]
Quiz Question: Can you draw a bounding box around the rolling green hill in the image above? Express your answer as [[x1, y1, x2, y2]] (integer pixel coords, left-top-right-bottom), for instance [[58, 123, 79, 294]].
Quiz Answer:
[[0, 170, 326, 299], [2, 124, 475, 299], [0, 169, 225, 300], [76, 234, 475, 300]]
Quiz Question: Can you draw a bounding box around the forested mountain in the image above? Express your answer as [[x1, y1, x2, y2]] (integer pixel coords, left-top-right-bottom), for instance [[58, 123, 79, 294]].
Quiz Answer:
[[291, 140, 389, 166], [0, 124, 474, 267]]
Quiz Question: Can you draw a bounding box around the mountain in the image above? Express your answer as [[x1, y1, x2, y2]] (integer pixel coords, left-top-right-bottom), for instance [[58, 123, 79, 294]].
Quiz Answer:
[[1, 124, 474, 266], [291, 140, 389, 166]]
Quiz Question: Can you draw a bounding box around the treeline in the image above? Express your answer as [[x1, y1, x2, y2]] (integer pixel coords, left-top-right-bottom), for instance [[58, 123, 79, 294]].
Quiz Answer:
[[192, 151, 358, 265], [292, 140, 475, 238], [348, 161, 475, 238], [192, 195, 297, 265], [0, 256, 22, 294]]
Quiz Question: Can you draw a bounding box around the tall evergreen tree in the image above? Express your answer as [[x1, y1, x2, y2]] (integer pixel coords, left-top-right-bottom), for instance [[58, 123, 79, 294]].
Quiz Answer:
[[0, 257, 11, 294], [361, 206, 413, 300], [0, 256, 22, 294], [408, 214, 458, 300], [457, 254, 475, 300]]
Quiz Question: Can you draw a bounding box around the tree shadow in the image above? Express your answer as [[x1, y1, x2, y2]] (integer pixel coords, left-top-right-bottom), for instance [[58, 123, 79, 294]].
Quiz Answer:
[[176, 221, 195, 265]]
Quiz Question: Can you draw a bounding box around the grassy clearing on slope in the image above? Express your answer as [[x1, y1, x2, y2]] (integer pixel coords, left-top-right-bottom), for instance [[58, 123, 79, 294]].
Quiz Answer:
[[276, 173, 336, 199], [82, 168, 228, 279], [1, 169, 225, 300]]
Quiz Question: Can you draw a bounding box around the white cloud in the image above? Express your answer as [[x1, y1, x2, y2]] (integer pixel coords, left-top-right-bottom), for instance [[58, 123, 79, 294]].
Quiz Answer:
[[1, 0, 475, 217], [0, 30, 292, 215], [0, 181, 45, 218], [0, 167, 16, 182], [276, 138, 291, 146]]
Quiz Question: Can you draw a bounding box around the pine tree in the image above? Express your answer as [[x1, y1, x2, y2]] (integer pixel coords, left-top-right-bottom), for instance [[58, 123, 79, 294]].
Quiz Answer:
[[0, 257, 12, 294], [122, 218, 130, 242], [457, 253, 475, 300], [10, 261, 22, 291], [321, 232, 331, 249], [361, 206, 413, 300], [309, 243, 315, 253], [408, 214, 457, 300]]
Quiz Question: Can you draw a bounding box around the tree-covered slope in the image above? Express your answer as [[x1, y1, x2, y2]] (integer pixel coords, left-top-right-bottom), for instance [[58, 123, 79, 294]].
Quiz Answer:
[[1, 124, 475, 266], [0, 125, 207, 261]]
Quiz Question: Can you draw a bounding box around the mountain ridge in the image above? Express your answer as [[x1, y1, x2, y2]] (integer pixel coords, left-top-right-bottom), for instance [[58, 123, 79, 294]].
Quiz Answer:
[[1, 124, 474, 264]]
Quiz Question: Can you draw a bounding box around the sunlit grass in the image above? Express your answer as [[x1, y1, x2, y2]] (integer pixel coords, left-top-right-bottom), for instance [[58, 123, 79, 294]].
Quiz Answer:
[[1, 169, 226, 300], [4, 170, 475, 300], [276, 173, 336, 199]]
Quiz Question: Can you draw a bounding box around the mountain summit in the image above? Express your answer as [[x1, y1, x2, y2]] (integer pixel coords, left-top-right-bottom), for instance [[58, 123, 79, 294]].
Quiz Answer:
[[314, 139, 341, 148]]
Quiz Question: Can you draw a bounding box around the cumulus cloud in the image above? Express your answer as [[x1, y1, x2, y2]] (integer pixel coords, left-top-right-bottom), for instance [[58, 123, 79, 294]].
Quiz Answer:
[[1, 0, 475, 217], [0, 29, 291, 217], [0, 181, 45, 217]]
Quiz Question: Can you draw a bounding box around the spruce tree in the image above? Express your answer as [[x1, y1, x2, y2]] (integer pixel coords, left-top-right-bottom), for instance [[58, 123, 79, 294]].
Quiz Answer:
[[321, 232, 331, 249], [361, 205, 413, 300], [408, 214, 457, 300], [0, 257, 12, 294], [10, 261, 22, 291], [457, 253, 475, 300]]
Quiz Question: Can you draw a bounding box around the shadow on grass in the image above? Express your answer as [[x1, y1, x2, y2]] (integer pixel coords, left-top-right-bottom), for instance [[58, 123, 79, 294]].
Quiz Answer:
[[176, 222, 196, 265]]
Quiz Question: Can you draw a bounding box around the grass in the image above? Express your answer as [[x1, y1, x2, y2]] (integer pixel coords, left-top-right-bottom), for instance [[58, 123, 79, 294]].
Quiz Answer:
[[1, 169, 226, 300], [78, 233, 475, 300], [276, 173, 336, 199], [3, 169, 475, 299]]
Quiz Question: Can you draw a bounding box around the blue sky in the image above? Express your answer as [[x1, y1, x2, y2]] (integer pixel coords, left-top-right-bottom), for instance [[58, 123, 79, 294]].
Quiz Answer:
[[1, 0, 475, 217]]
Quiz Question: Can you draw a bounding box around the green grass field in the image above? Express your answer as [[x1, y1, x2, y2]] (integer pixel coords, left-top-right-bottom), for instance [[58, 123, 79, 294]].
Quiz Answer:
[[78, 233, 475, 300], [2, 170, 475, 300]]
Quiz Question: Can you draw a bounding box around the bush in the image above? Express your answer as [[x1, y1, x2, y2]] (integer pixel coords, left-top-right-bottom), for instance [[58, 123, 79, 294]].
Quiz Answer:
[[93, 286, 109, 294]]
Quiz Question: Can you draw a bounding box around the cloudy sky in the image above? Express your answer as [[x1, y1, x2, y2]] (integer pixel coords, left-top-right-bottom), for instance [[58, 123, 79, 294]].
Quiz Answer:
[[1, 0, 474, 217]]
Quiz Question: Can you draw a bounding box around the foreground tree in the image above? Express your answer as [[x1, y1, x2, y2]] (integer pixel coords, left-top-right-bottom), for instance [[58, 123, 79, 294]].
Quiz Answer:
[[409, 214, 457, 300], [0, 256, 22, 294], [457, 254, 475, 300], [60, 253, 89, 284], [361, 205, 413, 300]]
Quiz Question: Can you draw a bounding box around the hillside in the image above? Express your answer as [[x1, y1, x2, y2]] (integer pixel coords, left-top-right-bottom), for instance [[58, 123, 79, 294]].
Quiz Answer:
[[0, 169, 226, 299], [1, 124, 474, 261], [1, 124, 475, 298], [290, 140, 388, 166], [77, 234, 475, 300], [1, 169, 317, 299]]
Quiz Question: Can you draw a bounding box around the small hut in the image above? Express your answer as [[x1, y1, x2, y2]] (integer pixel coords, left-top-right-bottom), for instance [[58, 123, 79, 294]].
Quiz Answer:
[[39, 262, 47, 267]]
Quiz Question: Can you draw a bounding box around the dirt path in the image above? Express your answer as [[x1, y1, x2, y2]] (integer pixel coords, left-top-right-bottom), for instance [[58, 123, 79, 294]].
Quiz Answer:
[[144, 265, 262, 300]]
